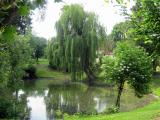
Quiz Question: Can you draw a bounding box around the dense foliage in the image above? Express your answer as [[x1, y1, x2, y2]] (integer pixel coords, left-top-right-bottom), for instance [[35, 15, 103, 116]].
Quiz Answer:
[[130, 0, 160, 71], [0, 34, 32, 119], [0, 1, 35, 118], [110, 21, 132, 41], [48, 37, 61, 70]]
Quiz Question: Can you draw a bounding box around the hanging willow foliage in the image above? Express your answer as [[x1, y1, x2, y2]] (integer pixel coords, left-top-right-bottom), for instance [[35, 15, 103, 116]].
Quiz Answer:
[[48, 4, 106, 85], [48, 38, 61, 70]]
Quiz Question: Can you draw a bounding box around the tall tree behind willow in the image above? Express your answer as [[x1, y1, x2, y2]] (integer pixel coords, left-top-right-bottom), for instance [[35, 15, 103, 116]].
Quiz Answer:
[[48, 4, 106, 85], [29, 35, 47, 62], [109, 21, 133, 42]]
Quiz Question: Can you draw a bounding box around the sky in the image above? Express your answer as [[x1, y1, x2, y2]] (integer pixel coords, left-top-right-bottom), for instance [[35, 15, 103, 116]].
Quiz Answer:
[[31, 0, 134, 39]]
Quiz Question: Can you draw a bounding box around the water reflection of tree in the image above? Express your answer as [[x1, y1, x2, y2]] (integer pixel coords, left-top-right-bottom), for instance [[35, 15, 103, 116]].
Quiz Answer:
[[0, 88, 30, 119], [44, 85, 86, 119], [44, 84, 113, 119], [23, 79, 48, 97]]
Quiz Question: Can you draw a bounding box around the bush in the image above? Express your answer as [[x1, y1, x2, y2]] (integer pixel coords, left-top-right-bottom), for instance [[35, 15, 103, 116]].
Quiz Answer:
[[55, 109, 63, 119], [0, 89, 30, 119], [104, 105, 119, 114], [101, 56, 115, 83], [23, 65, 37, 79]]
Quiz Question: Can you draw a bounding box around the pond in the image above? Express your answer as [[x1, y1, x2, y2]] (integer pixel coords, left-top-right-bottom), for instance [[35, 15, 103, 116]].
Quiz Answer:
[[20, 78, 157, 120]]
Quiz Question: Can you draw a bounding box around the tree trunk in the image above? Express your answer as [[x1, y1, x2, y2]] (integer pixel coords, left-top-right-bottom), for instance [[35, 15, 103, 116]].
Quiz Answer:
[[15, 90, 18, 101], [153, 59, 157, 72], [84, 47, 95, 86], [36, 57, 39, 63], [115, 81, 124, 109], [84, 67, 95, 86]]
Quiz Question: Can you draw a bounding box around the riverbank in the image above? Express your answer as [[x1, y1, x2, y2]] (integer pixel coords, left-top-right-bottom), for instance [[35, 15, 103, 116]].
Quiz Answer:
[[36, 59, 69, 79], [64, 100, 160, 120], [35, 59, 160, 120], [64, 77, 160, 120]]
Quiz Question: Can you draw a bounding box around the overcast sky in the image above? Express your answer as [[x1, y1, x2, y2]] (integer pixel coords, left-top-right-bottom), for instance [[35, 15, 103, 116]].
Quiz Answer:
[[31, 0, 133, 39]]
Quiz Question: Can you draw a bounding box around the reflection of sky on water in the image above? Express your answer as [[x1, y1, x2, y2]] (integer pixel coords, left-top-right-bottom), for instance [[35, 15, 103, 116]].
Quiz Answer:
[[28, 96, 47, 120], [94, 97, 107, 113], [25, 88, 109, 120], [27, 90, 49, 120]]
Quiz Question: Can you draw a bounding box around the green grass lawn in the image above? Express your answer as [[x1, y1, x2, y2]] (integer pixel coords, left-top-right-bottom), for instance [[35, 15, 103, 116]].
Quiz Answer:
[[152, 76, 160, 97], [154, 88, 160, 97], [38, 58, 49, 65], [35, 58, 69, 80]]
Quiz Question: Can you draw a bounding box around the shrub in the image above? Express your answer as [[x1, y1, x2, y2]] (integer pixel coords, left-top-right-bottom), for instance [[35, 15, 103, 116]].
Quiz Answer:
[[24, 65, 37, 79], [104, 105, 119, 114], [55, 109, 63, 119]]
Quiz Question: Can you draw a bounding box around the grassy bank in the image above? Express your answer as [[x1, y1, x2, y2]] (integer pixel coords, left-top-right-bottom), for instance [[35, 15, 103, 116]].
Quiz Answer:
[[153, 75, 160, 97], [25, 59, 71, 89], [35, 59, 69, 80], [154, 88, 160, 97], [65, 100, 160, 120]]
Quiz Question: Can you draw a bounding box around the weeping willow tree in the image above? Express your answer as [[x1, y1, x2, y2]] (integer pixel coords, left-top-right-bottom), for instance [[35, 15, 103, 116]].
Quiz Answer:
[[48, 4, 106, 85], [48, 37, 62, 70]]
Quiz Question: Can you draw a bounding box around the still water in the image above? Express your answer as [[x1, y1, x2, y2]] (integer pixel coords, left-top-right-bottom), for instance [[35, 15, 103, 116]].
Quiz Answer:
[[20, 79, 156, 120]]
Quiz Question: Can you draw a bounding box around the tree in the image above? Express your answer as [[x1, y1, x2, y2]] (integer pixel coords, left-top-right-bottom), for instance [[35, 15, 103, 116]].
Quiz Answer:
[[110, 21, 133, 41], [48, 4, 106, 85], [29, 35, 47, 62], [8, 35, 32, 89], [0, 44, 10, 87], [0, 34, 32, 119], [0, 0, 61, 119], [130, 0, 160, 71], [103, 41, 152, 109], [0, 0, 60, 31]]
